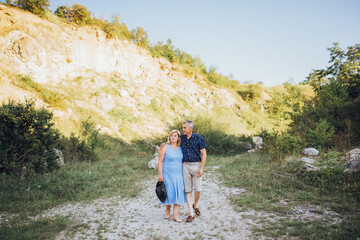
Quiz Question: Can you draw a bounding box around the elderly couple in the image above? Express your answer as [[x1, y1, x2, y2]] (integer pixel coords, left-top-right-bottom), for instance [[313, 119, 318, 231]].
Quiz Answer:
[[158, 120, 207, 223]]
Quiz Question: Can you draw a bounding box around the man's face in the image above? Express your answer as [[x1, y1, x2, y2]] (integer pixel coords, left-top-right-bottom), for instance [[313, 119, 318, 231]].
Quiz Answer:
[[182, 123, 192, 135]]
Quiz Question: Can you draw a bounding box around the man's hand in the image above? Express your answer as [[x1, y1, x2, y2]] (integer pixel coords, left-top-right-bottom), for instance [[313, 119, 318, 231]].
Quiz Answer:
[[197, 169, 203, 177]]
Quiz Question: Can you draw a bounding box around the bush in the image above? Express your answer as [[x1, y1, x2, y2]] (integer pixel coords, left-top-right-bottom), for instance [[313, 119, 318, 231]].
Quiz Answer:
[[60, 119, 100, 163], [259, 130, 304, 160], [167, 116, 251, 155], [10, 0, 49, 16], [0, 99, 60, 175], [302, 150, 360, 200], [305, 119, 335, 148], [237, 83, 264, 101]]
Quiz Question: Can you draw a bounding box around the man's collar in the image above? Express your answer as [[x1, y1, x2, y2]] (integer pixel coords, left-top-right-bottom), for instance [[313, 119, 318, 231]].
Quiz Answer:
[[186, 131, 193, 139]]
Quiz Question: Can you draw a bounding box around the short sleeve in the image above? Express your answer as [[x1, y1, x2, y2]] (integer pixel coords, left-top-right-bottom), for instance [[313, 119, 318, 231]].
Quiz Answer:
[[198, 135, 207, 150]]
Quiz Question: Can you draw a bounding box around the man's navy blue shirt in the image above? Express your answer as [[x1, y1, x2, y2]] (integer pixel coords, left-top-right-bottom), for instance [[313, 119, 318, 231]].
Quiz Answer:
[[181, 132, 207, 162]]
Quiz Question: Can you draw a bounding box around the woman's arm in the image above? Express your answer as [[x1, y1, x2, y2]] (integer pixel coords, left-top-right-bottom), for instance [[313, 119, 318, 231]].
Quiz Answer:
[[158, 145, 167, 181]]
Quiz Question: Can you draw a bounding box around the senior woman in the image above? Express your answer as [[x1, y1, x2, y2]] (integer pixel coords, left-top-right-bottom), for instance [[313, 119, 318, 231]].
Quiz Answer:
[[158, 129, 187, 222]]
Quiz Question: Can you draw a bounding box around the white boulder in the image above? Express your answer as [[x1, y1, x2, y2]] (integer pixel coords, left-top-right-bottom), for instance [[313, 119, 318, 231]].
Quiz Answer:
[[148, 145, 160, 169], [253, 136, 263, 150], [345, 148, 360, 171], [302, 148, 319, 156]]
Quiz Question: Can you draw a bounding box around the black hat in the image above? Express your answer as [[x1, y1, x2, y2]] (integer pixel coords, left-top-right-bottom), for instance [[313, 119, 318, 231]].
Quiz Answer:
[[155, 181, 167, 202]]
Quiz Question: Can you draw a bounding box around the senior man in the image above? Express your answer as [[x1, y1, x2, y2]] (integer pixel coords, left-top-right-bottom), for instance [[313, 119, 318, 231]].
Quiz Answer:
[[180, 120, 207, 222]]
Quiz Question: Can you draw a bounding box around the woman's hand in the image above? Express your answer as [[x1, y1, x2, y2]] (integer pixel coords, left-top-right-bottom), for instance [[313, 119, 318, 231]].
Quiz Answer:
[[158, 175, 164, 182]]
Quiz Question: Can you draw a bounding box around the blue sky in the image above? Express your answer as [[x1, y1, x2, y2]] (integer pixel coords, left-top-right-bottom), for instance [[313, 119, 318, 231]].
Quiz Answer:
[[49, 0, 360, 86]]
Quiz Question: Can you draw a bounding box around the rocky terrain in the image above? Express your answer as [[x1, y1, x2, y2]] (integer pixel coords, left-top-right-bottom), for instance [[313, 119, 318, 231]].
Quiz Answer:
[[0, 4, 312, 140]]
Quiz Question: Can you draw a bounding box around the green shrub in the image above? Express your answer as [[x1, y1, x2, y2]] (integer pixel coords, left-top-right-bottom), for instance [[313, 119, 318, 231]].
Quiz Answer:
[[54, 4, 91, 25], [168, 116, 251, 155], [259, 130, 304, 159], [60, 119, 100, 163], [302, 150, 359, 200], [9, 0, 49, 16], [237, 83, 264, 101], [0, 99, 61, 175], [305, 119, 335, 148]]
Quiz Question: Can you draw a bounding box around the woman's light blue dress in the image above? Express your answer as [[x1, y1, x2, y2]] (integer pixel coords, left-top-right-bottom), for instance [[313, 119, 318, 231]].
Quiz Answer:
[[161, 144, 187, 205]]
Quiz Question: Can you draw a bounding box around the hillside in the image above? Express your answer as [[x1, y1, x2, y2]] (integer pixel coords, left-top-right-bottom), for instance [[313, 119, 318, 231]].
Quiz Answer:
[[0, 4, 313, 140]]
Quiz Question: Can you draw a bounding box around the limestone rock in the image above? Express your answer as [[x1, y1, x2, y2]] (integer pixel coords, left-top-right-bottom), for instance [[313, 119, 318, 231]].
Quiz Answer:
[[148, 157, 158, 169], [148, 145, 160, 169], [253, 136, 263, 150], [345, 148, 360, 171], [302, 148, 319, 156], [54, 149, 64, 166], [346, 148, 360, 157], [347, 155, 360, 170], [298, 157, 318, 171], [239, 142, 252, 150]]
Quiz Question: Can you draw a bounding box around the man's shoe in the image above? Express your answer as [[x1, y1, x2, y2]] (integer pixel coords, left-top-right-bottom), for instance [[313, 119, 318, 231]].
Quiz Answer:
[[186, 215, 195, 222], [193, 204, 201, 216]]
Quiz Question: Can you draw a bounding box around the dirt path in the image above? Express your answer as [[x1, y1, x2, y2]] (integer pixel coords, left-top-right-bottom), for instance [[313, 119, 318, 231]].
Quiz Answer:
[[42, 166, 260, 239]]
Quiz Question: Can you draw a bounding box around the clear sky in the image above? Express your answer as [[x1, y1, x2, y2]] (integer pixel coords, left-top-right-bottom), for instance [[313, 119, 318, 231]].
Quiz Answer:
[[49, 0, 360, 86]]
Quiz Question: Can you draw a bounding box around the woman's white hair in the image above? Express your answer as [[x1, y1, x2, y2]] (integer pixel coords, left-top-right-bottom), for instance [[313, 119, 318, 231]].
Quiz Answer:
[[166, 129, 181, 146]]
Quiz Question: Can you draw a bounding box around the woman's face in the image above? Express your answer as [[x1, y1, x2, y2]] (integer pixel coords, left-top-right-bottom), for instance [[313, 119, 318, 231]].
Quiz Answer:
[[169, 133, 179, 144]]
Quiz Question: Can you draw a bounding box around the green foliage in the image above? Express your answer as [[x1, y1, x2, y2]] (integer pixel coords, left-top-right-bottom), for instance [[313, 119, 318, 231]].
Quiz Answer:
[[305, 119, 335, 149], [260, 130, 304, 159], [13, 75, 64, 108], [11, 0, 49, 16], [54, 4, 91, 25], [237, 83, 264, 101], [60, 119, 100, 163], [0, 135, 156, 215], [206, 65, 240, 88], [150, 39, 178, 63], [215, 153, 360, 238], [0, 99, 60, 175], [0, 216, 70, 240], [101, 14, 132, 39], [131, 26, 149, 48], [168, 116, 251, 155], [303, 150, 359, 201], [304, 43, 360, 144], [53, 5, 71, 20]]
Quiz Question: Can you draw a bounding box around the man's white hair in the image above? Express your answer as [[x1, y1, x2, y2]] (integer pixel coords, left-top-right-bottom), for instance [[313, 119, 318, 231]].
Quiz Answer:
[[183, 120, 193, 128]]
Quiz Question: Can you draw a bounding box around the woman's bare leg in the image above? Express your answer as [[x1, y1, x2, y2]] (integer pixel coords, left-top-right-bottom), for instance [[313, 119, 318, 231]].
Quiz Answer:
[[165, 205, 171, 218]]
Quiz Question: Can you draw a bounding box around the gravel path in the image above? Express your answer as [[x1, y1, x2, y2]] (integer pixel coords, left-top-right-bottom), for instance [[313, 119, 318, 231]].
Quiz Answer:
[[42, 167, 259, 239]]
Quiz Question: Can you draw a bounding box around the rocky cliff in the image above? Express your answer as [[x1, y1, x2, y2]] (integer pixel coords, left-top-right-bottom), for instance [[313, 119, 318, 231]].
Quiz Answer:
[[0, 4, 312, 140]]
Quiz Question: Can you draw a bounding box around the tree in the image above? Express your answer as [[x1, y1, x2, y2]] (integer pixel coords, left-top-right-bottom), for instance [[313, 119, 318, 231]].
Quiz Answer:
[[72, 4, 91, 25], [131, 27, 149, 48], [12, 0, 49, 16], [303, 43, 360, 144], [54, 5, 72, 20], [104, 14, 132, 39]]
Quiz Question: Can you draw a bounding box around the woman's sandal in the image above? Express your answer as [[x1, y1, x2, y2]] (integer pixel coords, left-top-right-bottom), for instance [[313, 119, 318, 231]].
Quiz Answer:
[[173, 218, 183, 223], [164, 215, 170, 219]]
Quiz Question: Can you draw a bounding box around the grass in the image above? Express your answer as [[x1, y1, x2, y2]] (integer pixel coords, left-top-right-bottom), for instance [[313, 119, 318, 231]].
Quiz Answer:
[[0, 215, 70, 240], [211, 153, 360, 239], [0, 135, 157, 238], [0, 136, 156, 215], [12, 75, 65, 108]]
